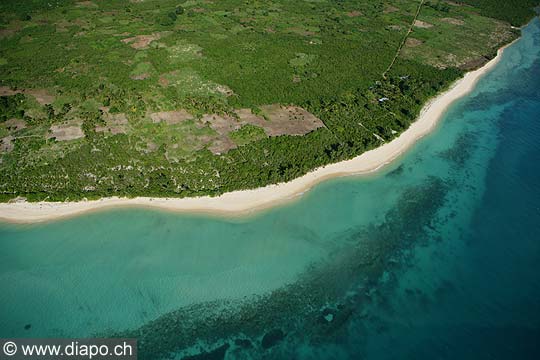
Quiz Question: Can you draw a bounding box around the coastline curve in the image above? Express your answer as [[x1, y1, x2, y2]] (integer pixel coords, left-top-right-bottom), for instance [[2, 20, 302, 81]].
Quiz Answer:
[[0, 42, 515, 224]]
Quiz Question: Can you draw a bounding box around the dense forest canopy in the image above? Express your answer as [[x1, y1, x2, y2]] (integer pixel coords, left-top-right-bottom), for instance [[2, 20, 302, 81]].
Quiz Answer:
[[460, 0, 539, 25]]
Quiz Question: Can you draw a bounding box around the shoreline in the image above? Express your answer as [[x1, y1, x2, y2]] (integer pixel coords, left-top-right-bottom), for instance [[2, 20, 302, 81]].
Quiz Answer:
[[0, 44, 512, 224]]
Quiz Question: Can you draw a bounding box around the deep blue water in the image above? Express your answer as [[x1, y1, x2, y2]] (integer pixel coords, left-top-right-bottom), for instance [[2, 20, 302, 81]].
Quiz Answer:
[[1, 18, 539, 360]]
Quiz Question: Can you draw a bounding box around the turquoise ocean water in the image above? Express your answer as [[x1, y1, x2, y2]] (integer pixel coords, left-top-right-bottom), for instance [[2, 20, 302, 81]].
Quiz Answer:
[[1, 18, 539, 360]]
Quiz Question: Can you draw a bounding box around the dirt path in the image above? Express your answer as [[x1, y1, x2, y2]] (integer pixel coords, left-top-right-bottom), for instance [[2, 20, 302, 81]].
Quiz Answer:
[[382, 0, 425, 79]]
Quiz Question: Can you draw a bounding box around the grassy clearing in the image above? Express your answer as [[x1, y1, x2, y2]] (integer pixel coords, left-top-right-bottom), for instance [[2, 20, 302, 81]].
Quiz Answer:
[[230, 124, 267, 147]]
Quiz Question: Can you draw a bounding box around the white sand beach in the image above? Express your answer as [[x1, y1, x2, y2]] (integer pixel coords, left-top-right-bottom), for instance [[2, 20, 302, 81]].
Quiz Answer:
[[0, 45, 511, 224]]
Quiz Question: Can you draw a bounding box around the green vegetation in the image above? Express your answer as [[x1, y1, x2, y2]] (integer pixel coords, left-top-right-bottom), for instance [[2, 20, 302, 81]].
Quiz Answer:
[[403, 2, 517, 69], [0, 94, 26, 121], [230, 124, 268, 146], [461, 0, 539, 25], [0, 0, 538, 202]]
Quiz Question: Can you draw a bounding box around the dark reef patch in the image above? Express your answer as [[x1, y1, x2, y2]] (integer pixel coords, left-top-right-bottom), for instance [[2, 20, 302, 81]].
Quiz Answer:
[[438, 131, 478, 167], [234, 338, 253, 348], [261, 329, 286, 349]]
